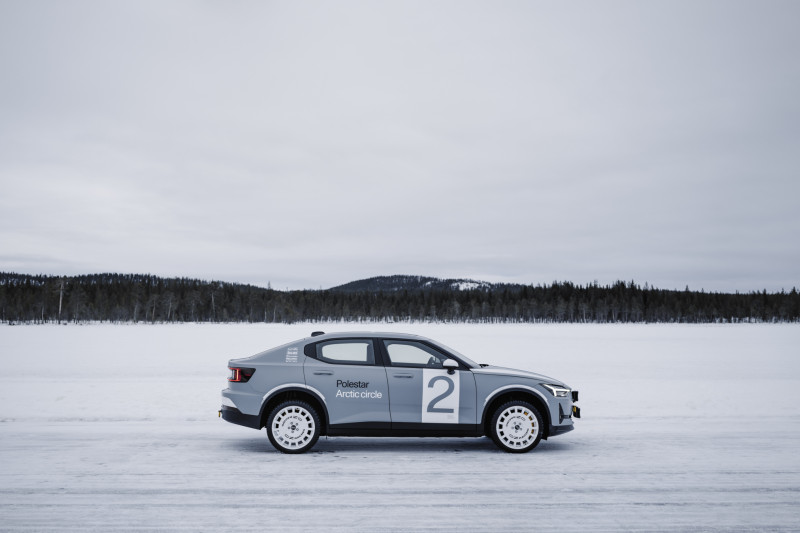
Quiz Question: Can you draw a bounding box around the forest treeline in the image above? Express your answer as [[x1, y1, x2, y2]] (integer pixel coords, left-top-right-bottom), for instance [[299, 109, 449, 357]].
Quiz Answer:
[[1, 272, 798, 324]]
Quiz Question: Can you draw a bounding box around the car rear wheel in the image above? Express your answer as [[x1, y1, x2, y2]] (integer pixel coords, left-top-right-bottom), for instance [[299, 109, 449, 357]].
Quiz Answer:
[[489, 401, 543, 453], [266, 401, 321, 454]]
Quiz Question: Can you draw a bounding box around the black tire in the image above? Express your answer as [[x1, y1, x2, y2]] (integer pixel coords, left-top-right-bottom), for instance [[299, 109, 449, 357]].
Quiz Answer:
[[266, 400, 321, 454], [489, 400, 544, 453]]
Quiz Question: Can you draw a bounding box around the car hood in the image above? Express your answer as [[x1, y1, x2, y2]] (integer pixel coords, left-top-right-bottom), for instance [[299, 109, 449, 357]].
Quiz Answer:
[[472, 365, 565, 386]]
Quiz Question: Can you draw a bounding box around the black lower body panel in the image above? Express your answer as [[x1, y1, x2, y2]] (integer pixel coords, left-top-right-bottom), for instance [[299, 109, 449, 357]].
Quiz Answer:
[[548, 423, 574, 437], [389, 423, 482, 437], [326, 421, 391, 436], [327, 422, 482, 438], [220, 405, 261, 429]]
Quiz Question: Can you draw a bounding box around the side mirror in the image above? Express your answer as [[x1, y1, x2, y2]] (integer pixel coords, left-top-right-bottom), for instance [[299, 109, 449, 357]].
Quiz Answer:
[[443, 359, 458, 375]]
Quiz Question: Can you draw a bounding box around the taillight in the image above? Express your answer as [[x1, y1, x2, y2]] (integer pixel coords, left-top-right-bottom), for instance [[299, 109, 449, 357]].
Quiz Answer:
[[228, 367, 255, 383]]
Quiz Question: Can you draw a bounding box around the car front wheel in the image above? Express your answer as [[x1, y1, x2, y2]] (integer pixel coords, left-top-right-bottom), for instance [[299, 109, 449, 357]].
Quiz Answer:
[[266, 401, 321, 454], [489, 401, 543, 453]]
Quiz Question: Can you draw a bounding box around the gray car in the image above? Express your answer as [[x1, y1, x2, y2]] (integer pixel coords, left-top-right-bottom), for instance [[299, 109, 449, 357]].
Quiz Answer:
[[219, 331, 580, 453]]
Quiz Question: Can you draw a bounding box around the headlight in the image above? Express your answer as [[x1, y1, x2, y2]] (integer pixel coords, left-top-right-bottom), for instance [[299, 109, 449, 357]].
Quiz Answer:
[[542, 383, 571, 397]]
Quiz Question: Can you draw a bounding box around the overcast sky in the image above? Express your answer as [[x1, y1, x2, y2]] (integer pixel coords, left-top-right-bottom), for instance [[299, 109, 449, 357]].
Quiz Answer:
[[1, 1, 798, 292]]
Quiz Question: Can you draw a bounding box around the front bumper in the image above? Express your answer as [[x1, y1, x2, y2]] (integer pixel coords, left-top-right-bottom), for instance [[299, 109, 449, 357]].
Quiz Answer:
[[219, 405, 261, 430], [549, 389, 579, 437]]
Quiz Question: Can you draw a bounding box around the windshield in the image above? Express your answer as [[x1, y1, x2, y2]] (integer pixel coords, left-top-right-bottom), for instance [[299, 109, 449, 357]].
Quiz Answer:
[[435, 341, 480, 368]]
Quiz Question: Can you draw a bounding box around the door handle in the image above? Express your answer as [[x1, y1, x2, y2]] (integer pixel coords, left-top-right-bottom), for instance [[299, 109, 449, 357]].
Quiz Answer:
[[393, 374, 414, 378], [313, 371, 333, 375]]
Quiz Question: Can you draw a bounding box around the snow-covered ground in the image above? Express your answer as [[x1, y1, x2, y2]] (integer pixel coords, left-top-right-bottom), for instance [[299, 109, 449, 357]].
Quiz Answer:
[[1, 323, 798, 531]]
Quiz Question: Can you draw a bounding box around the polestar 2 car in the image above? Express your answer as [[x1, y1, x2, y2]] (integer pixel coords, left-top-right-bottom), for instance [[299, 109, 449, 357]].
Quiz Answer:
[[219, 331, 580, 453]]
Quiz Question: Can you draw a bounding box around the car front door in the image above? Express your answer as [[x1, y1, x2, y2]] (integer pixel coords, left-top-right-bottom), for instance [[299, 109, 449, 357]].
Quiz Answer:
[[304, 338, 390, 428], [380, 339, 476, 427]]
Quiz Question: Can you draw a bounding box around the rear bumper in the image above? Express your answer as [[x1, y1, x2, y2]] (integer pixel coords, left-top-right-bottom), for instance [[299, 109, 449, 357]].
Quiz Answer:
[[219, 405, 261, 430]]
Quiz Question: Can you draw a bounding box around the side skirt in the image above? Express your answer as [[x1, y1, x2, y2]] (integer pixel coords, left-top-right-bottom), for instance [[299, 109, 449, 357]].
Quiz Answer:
[[327, 422, 482, 438]]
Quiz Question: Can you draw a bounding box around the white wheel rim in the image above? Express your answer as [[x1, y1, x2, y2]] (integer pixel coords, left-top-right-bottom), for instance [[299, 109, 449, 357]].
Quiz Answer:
[[272, 406, 315, 449], [496, 406, 539, 449]]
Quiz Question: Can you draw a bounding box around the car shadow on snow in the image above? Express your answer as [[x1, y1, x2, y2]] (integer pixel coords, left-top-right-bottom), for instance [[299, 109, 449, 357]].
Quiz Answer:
[[223, 435, 576, 455]]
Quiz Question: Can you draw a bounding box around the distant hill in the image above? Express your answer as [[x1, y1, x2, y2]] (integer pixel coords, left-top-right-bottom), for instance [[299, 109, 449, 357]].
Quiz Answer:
[[329, 275, 501, 292]]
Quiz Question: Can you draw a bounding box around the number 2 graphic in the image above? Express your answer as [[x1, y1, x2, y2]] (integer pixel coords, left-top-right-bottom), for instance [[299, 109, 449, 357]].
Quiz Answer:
[[426, 376, 455, 413]]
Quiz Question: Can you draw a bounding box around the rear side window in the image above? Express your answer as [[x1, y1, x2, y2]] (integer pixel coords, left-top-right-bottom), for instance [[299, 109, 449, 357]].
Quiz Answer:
[[383, 340, 447, 368], [316, 340, 375, 365]]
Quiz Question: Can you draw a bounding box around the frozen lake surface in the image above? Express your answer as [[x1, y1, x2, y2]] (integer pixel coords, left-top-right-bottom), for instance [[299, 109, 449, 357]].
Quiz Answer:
[[1, 323, 799, 531]]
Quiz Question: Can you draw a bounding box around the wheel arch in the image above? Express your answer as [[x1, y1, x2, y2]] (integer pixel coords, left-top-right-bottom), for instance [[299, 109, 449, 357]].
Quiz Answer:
[[481, 387, 552, 439], [259, 386, 330, 435]]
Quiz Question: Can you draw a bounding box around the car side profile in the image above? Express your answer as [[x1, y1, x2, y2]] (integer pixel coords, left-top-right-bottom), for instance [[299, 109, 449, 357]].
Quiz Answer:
[[219, 331, 580, 453]]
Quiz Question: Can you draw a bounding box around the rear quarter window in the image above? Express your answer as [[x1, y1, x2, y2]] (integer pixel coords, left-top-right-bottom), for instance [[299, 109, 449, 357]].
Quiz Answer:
[[315, 340, 375, 365]]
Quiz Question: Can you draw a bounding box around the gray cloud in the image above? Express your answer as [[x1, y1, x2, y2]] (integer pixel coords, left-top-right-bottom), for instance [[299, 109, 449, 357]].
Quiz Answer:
[[1, 1, 798, 291]]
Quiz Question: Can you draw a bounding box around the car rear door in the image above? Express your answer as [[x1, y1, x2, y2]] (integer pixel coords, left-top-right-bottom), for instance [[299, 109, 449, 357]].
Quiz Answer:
[[304, 338, 390, 428], [380, 339, 477, 426]]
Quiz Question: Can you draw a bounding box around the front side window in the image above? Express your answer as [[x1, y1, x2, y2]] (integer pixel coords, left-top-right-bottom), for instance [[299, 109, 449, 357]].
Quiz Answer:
[[383, 340, 448, 368], [316, 340, 375, 365]]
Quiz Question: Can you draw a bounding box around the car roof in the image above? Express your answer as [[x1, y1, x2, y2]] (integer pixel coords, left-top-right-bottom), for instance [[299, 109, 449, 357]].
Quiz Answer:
[[304, 331, 430, 342]]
